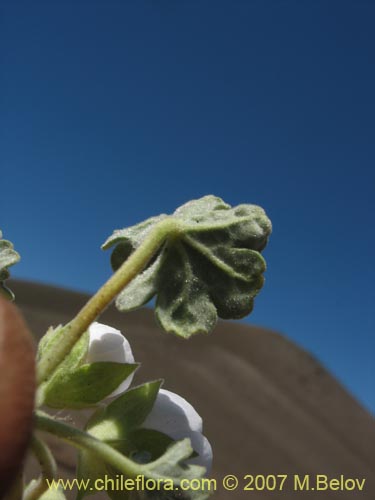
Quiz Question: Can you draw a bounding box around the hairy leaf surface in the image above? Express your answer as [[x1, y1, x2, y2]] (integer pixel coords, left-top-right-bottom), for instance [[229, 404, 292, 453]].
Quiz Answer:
[[103, 195, 272, 338]]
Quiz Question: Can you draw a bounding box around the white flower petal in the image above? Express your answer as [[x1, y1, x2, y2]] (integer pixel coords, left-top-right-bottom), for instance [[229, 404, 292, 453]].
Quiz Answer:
[[188, 433, 213, 472], [142, 389, 212, 471], [87, 322, 135, 396], [142, 389, 203, 435]]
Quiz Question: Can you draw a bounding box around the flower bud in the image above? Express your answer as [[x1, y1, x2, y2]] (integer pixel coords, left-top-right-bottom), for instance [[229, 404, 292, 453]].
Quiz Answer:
[[87, 322, 135, 397]]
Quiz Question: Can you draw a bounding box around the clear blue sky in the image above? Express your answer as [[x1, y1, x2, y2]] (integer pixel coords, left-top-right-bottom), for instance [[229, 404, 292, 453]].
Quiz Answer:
[[1, 1, 374, 413]]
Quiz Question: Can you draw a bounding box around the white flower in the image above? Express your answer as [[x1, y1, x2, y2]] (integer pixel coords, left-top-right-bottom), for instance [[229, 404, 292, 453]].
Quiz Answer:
[[87, 322, 135, 397], [142, 388, 213, 472], [86, 323, 212, 471]]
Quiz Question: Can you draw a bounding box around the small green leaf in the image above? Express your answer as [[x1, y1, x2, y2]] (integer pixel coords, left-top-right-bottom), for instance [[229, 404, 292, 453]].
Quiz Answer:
[[0, 230, 20, 300], [37, 325, 64, 362], [103, 195, 272, 338], [39, 329, 89, 407], [38, 327, 88, 371], [43, 362, 138, 409], [87, 381, 163, 440]]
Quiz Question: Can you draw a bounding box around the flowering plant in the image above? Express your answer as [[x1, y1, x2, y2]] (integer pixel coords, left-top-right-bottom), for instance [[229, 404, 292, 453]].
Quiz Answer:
[[0, 195, 271, 500]]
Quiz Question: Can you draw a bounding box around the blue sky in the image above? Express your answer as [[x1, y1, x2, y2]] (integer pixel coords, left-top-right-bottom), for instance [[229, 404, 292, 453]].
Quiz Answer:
[[1, 1, 374, 413]]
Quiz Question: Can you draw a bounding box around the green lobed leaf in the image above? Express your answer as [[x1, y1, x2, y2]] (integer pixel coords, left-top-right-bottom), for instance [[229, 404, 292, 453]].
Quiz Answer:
[[115, 252, 164, 313], [155, 244, 217, 338], [103, 195, 272, 338], [104, 215, 168, 269], [0, 230, 20, 300]]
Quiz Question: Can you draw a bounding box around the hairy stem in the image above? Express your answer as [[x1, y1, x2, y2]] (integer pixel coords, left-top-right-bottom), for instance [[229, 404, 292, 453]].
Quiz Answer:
[[23, 435, 57, 500], [36, 217, 179, 385], [34, 411, 143, 479]]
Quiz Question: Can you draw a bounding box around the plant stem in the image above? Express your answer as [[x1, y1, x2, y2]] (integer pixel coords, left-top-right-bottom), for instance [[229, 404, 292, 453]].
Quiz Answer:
[[34, 411, 143, 479], [36, 217, 179, 386], [23, 435, 57, 500]]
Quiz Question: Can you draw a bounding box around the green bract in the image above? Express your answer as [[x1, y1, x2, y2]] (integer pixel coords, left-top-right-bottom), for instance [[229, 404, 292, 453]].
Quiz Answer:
[[103, 195, 272, 338], [0, 230, 20, 300], [38, 327, 138, 408]]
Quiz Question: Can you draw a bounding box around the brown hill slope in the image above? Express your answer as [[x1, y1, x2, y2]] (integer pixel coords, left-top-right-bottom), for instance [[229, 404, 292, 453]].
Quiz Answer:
[[12, 280, 374, 499]]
